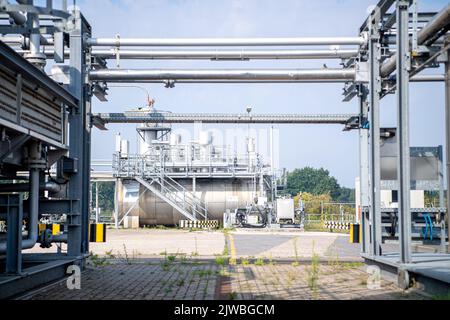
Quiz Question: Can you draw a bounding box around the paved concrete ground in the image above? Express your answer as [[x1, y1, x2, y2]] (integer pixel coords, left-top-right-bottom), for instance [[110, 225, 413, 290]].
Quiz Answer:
[[20, 259, 426, 300], [229, 230, 361, 259], [226, 263, 426, 300], [18, 229, 434, 300], [26, 228, 226, 257], [21, 261, 220, 300], [26, 228, 432, 260]]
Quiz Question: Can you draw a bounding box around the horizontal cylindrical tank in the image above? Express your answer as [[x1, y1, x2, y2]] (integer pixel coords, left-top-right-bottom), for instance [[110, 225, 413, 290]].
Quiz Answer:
[[116, 178, 258, 226]]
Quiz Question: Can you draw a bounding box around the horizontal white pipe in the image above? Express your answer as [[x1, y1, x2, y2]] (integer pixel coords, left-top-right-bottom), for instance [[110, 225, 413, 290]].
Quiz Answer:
[[87, 36, 366, 47], [15, 48, 358, 60], [89, 68, 356, 83], [92, 49, 358, 60], [410, 74, 445, 82]]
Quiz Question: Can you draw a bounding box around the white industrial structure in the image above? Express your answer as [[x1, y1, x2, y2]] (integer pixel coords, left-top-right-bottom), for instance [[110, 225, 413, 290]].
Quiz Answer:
[[113, 116, 274, 226]]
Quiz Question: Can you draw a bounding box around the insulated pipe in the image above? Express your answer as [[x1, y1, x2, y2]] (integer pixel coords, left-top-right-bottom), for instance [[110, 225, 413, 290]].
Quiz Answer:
[[89, 68, 356, 83], [91, 49, 359, 60], [14, 48, 359, 60], [0, 35, 24, 45], [0, 181, 62, 193], [410, 74, 445, 82], [8, 11, 27, 26], [381, 3, 450, 77], [4, 0, 28, 26], [86, 36, 366, 47]]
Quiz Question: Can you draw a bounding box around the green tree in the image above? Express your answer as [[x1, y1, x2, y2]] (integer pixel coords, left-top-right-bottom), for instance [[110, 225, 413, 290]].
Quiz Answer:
[[92, 181, 115, 213], [286, 167, 355, 202], [286, 167, 341, 199]]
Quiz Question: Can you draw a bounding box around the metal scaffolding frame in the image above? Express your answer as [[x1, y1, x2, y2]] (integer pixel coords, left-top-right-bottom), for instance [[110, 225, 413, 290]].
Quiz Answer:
[[0, 0, 449, 297]]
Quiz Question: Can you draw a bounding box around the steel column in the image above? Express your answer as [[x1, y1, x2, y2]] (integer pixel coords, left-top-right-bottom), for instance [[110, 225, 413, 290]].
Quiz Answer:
[[359, 85, 370, 254], [396, 0, 412, 264], [438, 146, 446, 253], [95, 181, 99, 224], [446, 36, 450, 254], [67, 10, 91, 256], [369, 14, 382, 257], [6, 195, 23, 275]]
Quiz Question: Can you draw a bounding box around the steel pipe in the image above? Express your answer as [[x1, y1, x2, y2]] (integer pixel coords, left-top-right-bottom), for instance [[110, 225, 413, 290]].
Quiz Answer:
[[89, 68, 356, 83], [381, 3, 450, 77], [87, 36, 366, 47], [0, 181, 62, 193], [0, 169, 40, 253], [8, 11, 27, 25], [92, 49, 359, 60], [14, 48, 359, 60], [410, 74, 445, 82]]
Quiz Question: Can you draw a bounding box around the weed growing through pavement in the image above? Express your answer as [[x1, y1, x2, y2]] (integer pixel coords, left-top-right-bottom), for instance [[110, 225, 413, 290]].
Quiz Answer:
[[240, 257, 250, 266], [307, 243, 320, 299], [255, 257, 265, 266]]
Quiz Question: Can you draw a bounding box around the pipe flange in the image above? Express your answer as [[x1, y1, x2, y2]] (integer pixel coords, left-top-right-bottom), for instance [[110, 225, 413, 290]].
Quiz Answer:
[[27, 159, 47, 170], [23, 52, 47, 69]]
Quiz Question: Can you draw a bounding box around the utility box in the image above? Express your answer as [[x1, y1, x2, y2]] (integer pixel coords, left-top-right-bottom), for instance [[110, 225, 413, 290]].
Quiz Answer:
[[124, 216, 140, 229], [276, 199, 295, 223]]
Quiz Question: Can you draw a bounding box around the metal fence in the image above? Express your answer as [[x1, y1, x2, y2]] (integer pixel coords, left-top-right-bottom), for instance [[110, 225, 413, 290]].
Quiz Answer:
[[303, 201, 356, 225]]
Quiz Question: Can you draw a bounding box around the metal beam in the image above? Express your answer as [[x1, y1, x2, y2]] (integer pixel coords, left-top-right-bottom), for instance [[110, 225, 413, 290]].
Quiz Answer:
[[89, 68, 356, 83], [93, 112, 358, 125], [396, 0, 412, 264], [87, 36, 366, 47]]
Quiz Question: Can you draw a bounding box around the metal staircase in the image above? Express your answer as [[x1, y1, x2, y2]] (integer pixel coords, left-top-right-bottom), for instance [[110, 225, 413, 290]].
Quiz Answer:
[[135, 169, 208, 221]]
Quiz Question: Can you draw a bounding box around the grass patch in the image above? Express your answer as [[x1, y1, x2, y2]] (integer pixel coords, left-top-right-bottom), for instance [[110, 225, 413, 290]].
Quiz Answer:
[[433, 294, 450, 300], [240, 257, 250, 266], [254, 257, 265, 266], [215, 255, 229, 266], [87, 252, 110, 267], [228, 292, 237, 300]]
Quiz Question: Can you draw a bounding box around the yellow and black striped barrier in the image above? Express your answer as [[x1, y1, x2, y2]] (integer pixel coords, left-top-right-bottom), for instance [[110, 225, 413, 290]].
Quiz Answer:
[[179, 220, 219, 229], [89, 223, 107, 243], [349, 224, 361, 244], [38, 223, 62, 236]]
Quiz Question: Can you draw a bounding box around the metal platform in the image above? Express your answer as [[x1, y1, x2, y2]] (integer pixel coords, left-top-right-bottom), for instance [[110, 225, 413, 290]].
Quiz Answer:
[[0, 253, 84, 300], [363, 252, 450, 295]]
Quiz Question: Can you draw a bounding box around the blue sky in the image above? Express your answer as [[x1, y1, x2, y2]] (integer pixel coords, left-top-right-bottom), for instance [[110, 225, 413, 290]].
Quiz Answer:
[[76, 0, 448, 187]]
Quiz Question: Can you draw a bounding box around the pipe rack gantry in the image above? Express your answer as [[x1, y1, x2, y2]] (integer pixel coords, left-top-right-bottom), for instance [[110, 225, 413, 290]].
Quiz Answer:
[[92, 112, 358, 126]]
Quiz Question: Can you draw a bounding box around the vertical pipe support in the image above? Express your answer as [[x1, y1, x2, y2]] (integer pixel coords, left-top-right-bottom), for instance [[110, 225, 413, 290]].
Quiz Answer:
[[359, 84, 370, 254], [445, 35, 450, 254], [396, 0, 412, 264], [6, 195, 23, 275], [437, 146, 446, 253], [67, 9, 91, 255], [369, 12, 382, 257], [95, 182, 99, 224]]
